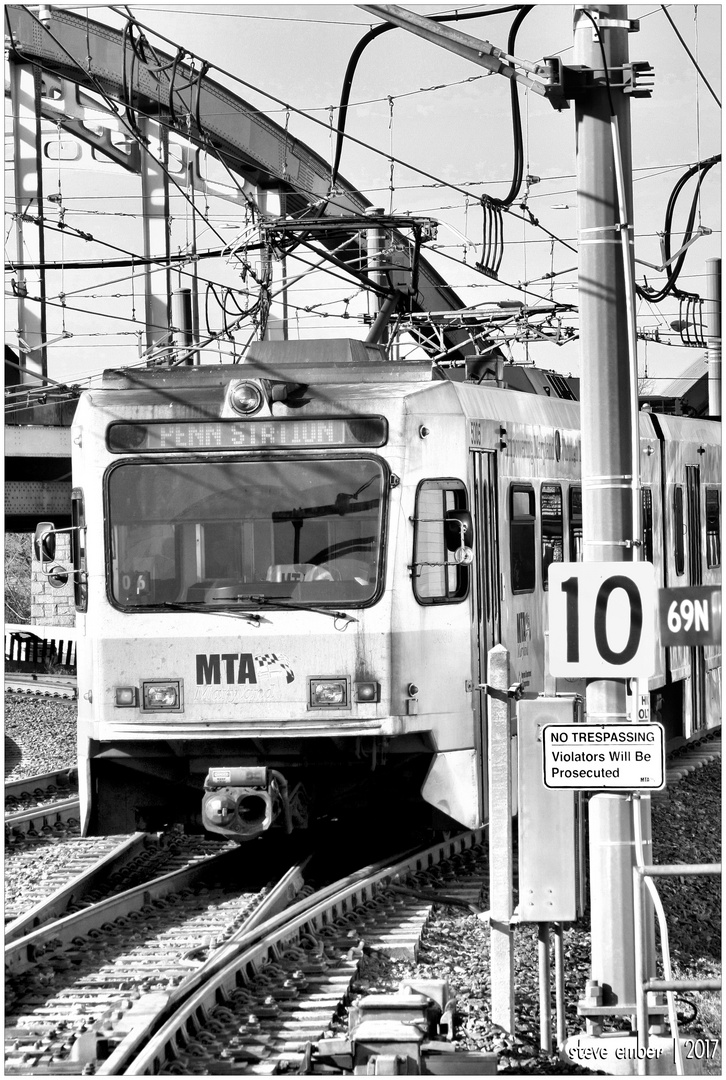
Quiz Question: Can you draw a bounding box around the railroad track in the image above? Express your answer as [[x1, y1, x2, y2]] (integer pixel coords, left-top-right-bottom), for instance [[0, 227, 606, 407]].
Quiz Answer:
[[5, 832, 241, 941], [5, 798, 81, 844], [5, 674, 77, 700], [6, 769, 81, 845], [4, 733, 718, 1074], [4, 827, 495, 1076], [5, 843, 310, 1076], [655, 724, 722, 800], [5, 770, 79, 814]]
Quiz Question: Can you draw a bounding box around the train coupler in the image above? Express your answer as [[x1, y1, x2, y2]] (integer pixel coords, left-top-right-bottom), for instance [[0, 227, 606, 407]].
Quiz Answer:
[[202, 766, 293, 841]]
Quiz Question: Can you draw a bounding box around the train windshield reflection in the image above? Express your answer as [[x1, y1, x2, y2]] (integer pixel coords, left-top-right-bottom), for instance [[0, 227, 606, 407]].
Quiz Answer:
[[107, 457, 384, 608]]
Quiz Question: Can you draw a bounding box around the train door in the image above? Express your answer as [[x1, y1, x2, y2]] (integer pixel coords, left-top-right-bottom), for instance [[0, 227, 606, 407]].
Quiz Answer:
[[686, 465, 706, 730], [471, 451, 501, 814]]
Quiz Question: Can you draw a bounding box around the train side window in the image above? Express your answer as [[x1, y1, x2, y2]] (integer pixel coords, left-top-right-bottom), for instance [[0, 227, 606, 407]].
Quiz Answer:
[[706, 487, 721, 568], [569, 486, 583, 561], [673, 485, 685, 576], [641, 487, 653, 564], [412, 479, 470, 604], [541, 484, 563, 590], [71, 488, 88, 612], [510, 484, 536, 593]]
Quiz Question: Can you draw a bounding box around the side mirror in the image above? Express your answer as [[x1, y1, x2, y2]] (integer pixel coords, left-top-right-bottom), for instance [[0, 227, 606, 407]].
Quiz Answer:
[[444, 509, 473, 553], [34, 522, 56, 563]]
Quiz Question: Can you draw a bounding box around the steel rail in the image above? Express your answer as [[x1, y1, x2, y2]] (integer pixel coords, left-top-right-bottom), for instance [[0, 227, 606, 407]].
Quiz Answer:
[[5, 851, 308, 1076], [117, 827, 486, 1076], [5, 842, 254, 975], [5, 832, 147, 944], [5, 797, 81, 837], [6, 674, 77, 699], [5, 768, 78, 803]]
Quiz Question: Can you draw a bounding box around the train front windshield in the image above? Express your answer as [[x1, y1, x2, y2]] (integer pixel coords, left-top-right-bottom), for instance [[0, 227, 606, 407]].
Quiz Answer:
[[106, 457, 385, 609]]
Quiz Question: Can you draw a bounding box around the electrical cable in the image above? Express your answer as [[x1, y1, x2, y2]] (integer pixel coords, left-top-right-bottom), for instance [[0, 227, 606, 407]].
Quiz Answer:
[[100, 4, 580, 262], [660, 5, 720, 109], [10, 5, 707, 365], [497, 5, 532, 207], [331, 6, 526, 193], [633, 156, 720, 305], [11, 5, 259, 288]]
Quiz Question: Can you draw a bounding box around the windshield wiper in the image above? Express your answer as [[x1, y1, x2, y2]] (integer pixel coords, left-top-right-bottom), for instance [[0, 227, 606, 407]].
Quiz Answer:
[[242, 594, 358, 626], [160, 601, 270, 626]]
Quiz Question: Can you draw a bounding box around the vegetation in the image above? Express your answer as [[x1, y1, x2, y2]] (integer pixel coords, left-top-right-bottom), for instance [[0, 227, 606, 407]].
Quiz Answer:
[[5, 533, 32, 623]]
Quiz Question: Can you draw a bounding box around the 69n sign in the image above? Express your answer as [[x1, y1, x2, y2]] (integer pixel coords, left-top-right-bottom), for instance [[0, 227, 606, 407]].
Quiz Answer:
[[548, 563, 656, 678]]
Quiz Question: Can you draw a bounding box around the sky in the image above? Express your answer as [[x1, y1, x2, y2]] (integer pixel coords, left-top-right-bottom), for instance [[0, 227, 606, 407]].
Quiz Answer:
[[4, 2, 722, 392]]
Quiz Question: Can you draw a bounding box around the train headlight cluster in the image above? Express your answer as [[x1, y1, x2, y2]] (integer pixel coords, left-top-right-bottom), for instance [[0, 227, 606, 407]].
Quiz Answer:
[[308, 678, 348, 708], [142, 680, 183, 711], [114, 682, 183, 710], [229, 380, 264, 415], [307, 678, 379, 708]]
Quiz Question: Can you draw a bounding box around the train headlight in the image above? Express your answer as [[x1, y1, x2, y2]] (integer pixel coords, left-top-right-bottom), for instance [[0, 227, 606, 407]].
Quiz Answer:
[[308, 678, 348, 709], [205, 792, 237, 827], [142, 680, 183, 711], [229, 380, 263, 415]]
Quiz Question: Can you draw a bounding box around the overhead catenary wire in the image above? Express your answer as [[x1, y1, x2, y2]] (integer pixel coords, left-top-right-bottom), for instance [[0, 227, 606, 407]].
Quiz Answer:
[[5, 5, 718, 372], [101, 5, 580, 258], [660, 4, 720, 109], [5, 3, 696, 319], [6, 5, 263, 293]]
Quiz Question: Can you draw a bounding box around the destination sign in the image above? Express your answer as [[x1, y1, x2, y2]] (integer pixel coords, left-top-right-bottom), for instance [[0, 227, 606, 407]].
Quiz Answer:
[[108, 416, 387, 453], [542, 723, 665, 790]]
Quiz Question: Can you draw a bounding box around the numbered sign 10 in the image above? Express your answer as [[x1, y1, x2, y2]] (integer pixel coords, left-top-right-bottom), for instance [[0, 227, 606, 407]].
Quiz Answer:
[[548, 562, 656, 678]]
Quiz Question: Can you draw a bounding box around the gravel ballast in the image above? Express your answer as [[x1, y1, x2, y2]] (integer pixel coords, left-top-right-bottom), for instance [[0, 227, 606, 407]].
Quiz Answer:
[[5, 695, 77, 781], [5, 696, 721, 1074]]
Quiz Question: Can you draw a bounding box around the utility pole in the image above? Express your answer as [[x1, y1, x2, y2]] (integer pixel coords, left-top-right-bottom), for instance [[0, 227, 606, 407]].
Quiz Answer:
[[357, 2, 662, 1064], [574, 0, 650, 1024], [705, 257, 721, 419]]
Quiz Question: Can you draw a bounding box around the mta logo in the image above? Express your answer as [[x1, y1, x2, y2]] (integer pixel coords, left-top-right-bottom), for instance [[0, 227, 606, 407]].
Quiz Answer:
[[196, 652, 295, 685]]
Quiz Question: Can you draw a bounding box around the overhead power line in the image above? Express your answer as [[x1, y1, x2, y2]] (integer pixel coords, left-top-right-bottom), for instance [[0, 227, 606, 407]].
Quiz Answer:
[[660, 5, 721, 108]]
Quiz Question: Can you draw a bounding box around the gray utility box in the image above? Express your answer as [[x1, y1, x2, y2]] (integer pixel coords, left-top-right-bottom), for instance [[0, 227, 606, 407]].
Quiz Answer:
[[517, 695, 582, 923]]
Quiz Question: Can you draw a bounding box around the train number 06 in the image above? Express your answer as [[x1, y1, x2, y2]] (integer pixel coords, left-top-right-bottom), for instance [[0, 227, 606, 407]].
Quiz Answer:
[[561, 574, 643, 665]]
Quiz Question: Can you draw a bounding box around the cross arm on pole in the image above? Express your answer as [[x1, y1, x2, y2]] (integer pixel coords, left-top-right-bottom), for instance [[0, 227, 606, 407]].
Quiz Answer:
[[357, 4, 568, 108]]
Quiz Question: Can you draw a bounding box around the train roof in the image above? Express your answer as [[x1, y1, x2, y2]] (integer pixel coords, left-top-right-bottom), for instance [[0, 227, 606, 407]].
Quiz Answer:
[[99, 338, 581, 401], [642, 409, 721, 444], [96, 341, 719, 441]]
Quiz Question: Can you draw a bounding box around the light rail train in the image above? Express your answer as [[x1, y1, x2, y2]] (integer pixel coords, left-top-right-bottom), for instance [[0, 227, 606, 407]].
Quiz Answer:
[[35, 340, 721, 839]]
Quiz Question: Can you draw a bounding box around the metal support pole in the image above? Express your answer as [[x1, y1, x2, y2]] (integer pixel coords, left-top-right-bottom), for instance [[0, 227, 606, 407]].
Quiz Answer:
[[279, 191, 289, 341], [366, 207, 387, 329], [632, 864, 650, 1075], [139, 118, 171, 360], [574, 3, 645, 1009], [10, 61, 47, 381], [172, 289, 195, 364], [538, 922, 552, 1053], [705, 257, 721, 419], [554, 923, 566, 1047], [487, 643, 514, 1032]]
